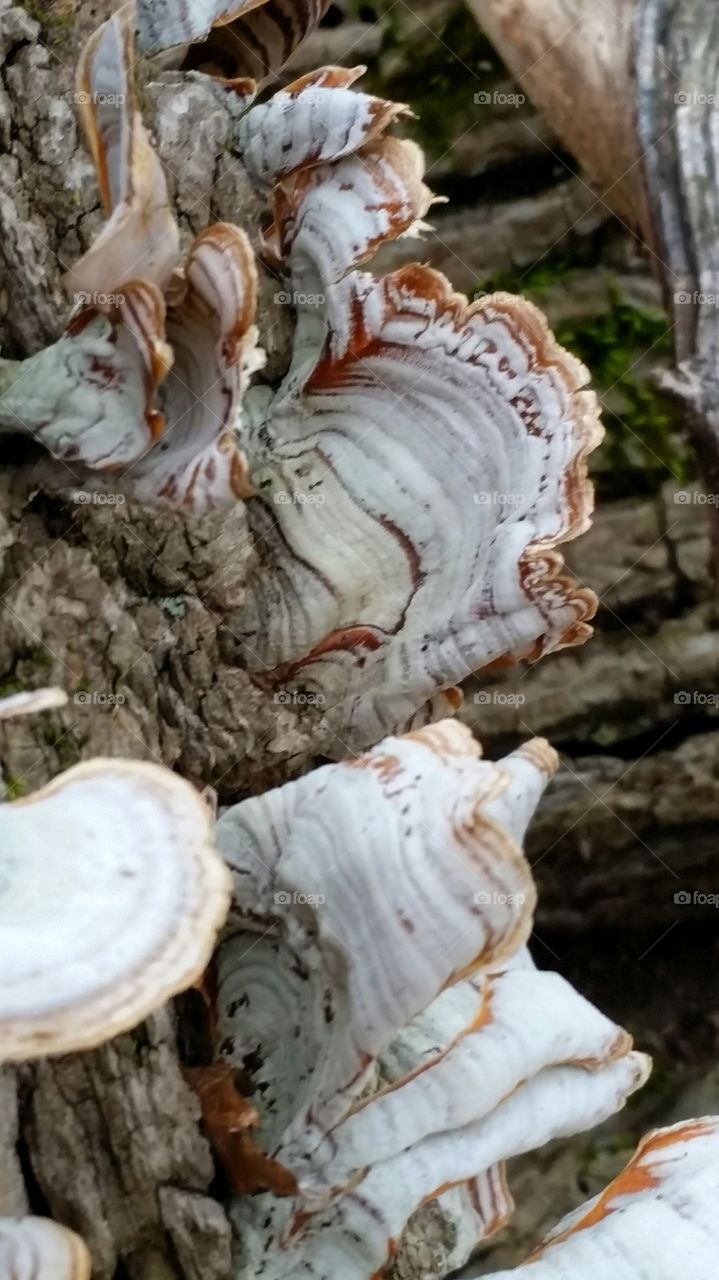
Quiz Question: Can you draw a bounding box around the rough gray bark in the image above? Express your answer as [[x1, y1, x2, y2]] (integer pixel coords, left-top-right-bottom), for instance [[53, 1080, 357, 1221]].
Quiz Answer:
[[22, 1011, 232, 1280]]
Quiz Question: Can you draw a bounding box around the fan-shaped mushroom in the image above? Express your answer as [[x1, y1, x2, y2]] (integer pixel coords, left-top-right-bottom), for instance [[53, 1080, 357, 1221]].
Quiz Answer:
[[208, 721, 648, 1280], [137, 0, 331, 80], [232, 67, 603, 750], [0, 757, 230, 1061]]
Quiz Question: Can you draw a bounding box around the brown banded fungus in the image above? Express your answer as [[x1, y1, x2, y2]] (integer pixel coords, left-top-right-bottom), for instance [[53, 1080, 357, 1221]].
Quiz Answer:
[[230, 67, 604, 750], [0, 692, 231, 1061], [211, 721, 649, 1279], [137, 0, 332, 79], [0, 4, 261, 515]]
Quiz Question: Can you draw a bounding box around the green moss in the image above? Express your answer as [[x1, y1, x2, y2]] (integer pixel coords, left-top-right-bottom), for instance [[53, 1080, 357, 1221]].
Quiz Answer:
[[0, 677, 24, 698], [129, 1024, 152, 1061], [3, 776, 28, 800], [475, 267, 693, 498], [0, 648, 53, 699], [478, 258, 581, 299], [354, 3, 504, 163], [19, 0, 74, 38]]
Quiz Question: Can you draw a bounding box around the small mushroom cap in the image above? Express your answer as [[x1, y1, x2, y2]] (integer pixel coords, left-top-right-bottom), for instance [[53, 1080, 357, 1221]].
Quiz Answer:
[[0, 1215, 90, 1279], [0, 759, 231, 1062]]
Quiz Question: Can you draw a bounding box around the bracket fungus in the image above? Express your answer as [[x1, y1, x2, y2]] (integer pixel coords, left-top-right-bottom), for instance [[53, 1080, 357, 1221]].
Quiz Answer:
[[136, 0, 331, 80], [207, 721, 648, 1279], [231, 65, 604, 749], [0, 691, 231, 1061], [0, 1215, 90, 1280], [485, 1117, 719, 1280], [0, 4, 605, 752], [0, 4, 261, 515]]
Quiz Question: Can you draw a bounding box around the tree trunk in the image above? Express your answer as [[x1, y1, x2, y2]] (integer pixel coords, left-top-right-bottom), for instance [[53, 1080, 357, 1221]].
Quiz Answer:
[[0, 5, 304, 1276], [3, 3, 719, 1277]]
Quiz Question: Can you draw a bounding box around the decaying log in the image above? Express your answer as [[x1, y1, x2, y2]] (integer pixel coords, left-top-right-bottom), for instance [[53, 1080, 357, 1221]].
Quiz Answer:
[[472, 0, 719, 564], [468, 0, 646, 226]]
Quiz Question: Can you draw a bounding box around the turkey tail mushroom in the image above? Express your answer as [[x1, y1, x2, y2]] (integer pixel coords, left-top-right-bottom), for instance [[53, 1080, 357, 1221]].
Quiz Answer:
[[485, 1117, 719, 1280], [0, 3, 261, 514], [0, 1216, 91, 1280], [206, 721, 648, 1280], [0, 755, 230, 1062], [232, 66, 603, 751], [136, 0, 332, 80]]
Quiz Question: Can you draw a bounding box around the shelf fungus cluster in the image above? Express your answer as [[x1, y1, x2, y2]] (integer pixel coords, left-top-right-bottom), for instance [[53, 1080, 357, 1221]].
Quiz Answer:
[[210, 721, 649, 1279], [0, 4, 261, 515], [0, 688, 230, 1061], [0, 1, 604, 749], [231, 64, 604, 749]]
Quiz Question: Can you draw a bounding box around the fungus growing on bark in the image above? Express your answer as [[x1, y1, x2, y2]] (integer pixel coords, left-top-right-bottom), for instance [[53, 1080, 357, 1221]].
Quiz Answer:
[[0, 6, 603, 752], [137, 0, 331, 80], [0, 750, 230, 1062], [0, 1216, 91, 1280], [231, 67, 604, 749], [209, 721, 649, 1279], [0, 4, 260, 514], [485, 1117, 719, 1280]]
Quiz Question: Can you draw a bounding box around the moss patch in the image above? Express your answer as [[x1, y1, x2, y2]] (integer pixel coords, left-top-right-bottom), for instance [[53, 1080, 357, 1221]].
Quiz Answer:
[[351, 2, 504, 164]]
